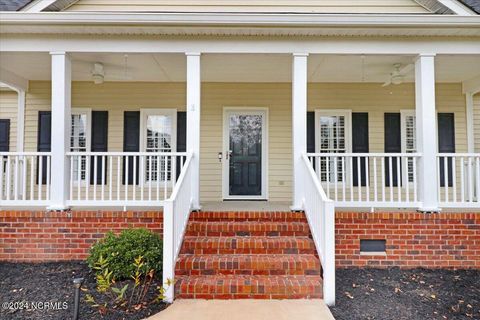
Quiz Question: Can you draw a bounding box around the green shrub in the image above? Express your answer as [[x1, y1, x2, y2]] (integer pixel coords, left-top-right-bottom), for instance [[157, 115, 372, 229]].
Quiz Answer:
[[87, 228, 163, 280]]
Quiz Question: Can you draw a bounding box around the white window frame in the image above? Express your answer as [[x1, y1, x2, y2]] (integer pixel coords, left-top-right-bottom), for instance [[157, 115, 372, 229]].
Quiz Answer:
[[139, 108, 177, 185], [314, 109, 352, 185], [70, 108, 92, 185]]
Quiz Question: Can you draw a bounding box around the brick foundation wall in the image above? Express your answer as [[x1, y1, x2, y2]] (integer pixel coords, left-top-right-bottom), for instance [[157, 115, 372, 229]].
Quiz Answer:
[[336, 212, 480, 268], [0, 211, 163, 262]]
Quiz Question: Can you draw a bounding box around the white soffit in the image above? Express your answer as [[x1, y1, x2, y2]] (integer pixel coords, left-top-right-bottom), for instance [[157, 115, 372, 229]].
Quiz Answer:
[[1, 53, 478, 84]]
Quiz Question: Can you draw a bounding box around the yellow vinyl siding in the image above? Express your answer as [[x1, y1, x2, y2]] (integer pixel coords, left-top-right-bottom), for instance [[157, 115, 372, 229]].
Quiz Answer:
[[474, 93, 480, 153], [65, 0, 430, 13], [0, 90, 18, 152], [22, 81, 467, 202]]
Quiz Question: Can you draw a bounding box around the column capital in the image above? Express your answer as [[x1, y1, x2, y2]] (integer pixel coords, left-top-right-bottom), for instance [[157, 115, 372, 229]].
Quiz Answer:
[[415, 53, 436, 60], [49, 51, 69, 56], [293, 53, 309, 57], [185, 52, 201, 56]]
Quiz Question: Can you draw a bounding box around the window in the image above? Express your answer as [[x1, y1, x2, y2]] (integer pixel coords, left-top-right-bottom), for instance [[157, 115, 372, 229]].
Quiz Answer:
[[140, 109, 177, 183], [315, 110, 352, 183], [400, 110, 416, 183], [70, 109, 91, 183]]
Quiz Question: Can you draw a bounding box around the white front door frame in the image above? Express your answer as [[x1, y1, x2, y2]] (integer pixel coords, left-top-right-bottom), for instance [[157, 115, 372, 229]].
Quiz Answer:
[[222, 107, 269, 200]]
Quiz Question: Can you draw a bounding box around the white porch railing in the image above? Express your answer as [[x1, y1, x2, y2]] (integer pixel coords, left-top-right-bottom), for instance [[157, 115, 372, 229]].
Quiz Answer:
[[66, 152, 188, 207], [162, 153, 194, 303], [0, 152, 51, 206], [306, 153, 422, 208], [301, 154, 335, 306], [437, 153, 480, 208]]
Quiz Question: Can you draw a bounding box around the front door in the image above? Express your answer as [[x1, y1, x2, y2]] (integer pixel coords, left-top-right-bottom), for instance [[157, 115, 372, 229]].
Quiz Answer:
[[223, 109, 267, 199]]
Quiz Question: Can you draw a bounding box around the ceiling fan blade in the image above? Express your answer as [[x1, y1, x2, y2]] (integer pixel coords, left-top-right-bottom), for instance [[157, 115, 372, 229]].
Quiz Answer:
[[382, 80, 392, 87], [399, 64, 414, 75], [104, 74, 133, 80]]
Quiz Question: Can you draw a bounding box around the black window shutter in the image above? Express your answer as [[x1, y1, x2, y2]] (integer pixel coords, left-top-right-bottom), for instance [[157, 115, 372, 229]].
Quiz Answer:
[[37, 111, 51, 184], [438, 113, 455, 187], [176, 112, 187, 179], [384, 113, 402, 187], [0, 119, 10, 152], [307, 112, 315, 153], [306, 111, 316, 171], [90, 111, 108, 185], [123, 111, 140, 185], [352, 113, 369, 187]]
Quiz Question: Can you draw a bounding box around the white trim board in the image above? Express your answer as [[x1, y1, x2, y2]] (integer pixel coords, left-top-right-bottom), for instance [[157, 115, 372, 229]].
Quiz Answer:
[[222, 107, 269, 200]]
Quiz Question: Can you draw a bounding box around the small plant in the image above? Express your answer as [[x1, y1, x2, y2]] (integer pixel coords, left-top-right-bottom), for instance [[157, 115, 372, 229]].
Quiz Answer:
[[84, 254, 172, 315], [87, 228, 163, 280]]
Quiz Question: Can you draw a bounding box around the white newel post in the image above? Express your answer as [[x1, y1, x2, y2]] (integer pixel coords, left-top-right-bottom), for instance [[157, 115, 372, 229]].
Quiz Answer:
[[291, 53, 308, 210], [162, 200, 174, 303], [415, 54, 439, 211], [186, 52, 201, 210], [48, 52, 71, 210]]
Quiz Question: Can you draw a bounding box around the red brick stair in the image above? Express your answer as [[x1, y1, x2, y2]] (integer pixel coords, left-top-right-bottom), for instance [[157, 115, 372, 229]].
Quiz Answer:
[[175, 211, 323, 299]]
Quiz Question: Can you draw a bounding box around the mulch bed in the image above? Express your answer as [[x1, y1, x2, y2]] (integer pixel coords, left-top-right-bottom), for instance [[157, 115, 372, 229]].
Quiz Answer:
[[0, 262, 167, 320], [330, 268, 480, 320]]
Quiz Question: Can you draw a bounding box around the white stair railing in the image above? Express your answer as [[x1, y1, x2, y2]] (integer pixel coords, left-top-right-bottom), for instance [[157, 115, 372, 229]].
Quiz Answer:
[[301, 153, 335, 306], [306, 153, 422, 208], [0, 152, 51, 206], [66, 152, 187, 207], [162, 152, 194, 303], [437, 153, 480, 207]]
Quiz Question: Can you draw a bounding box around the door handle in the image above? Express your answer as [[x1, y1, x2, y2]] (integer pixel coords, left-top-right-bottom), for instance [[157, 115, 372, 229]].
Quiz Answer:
[[226, 150, 233, 160]]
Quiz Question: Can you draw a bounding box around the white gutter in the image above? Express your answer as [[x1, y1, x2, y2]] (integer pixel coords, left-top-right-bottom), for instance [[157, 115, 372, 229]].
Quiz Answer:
[[0, 12, 479, 27]]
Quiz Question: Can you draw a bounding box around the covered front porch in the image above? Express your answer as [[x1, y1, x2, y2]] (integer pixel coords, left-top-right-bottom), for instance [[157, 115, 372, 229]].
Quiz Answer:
[[1, 52, 479, 211]]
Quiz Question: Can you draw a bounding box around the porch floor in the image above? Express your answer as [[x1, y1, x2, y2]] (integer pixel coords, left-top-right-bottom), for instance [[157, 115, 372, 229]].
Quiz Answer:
[[201, 201, 291, 212]]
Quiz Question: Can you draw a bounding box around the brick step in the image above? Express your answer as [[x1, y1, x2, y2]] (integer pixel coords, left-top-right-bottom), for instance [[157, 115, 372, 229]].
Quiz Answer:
[[185, 221, 311, 237], [189, 211, 307, 222], [175, 275, 322, 299], [175, 254, 321, 276], [180, 236, 316, 255]]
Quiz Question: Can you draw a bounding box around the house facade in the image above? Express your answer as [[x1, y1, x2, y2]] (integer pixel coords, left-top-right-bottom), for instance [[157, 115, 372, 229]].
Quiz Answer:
[[1, 0, 480, 305]]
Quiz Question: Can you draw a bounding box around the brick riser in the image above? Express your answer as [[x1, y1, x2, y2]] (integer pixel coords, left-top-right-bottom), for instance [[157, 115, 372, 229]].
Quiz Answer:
[[175, 211, 323, 300]]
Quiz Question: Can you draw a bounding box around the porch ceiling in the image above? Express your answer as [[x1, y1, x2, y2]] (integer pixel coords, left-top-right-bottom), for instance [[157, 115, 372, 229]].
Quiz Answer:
[[0, 52, 479, 84]]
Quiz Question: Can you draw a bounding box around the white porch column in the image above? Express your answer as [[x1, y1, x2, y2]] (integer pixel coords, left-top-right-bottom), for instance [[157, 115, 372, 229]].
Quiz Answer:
[[16, 90, 25, 152], [291, 53, 308, 210], [465, 92, 475, 153], [48, 52, 71, 210], [186, 52, 201, 210], [415, 54, 439, 211]]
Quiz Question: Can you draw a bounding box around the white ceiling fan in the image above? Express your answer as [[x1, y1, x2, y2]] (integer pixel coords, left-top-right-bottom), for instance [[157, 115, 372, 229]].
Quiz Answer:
[[382, 63, 414, 87], [73, 54, 132, 84]]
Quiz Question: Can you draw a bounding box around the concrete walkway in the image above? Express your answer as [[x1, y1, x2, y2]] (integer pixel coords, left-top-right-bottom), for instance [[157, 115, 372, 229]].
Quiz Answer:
[[148, 299, 335, 320]]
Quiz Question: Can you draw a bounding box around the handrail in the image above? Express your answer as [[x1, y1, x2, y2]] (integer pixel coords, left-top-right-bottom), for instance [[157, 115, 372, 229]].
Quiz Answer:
[[66, 151, 188, 156], [301, 153, 335, 306], [162, 152, 194, 303], [0, 152, 52, 156], [306, 152, 421, 207], [307, 152, 422, 157], [436, 153, 480, 207], [168, 153, 193, 200], [302, 154, 330, 201]]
